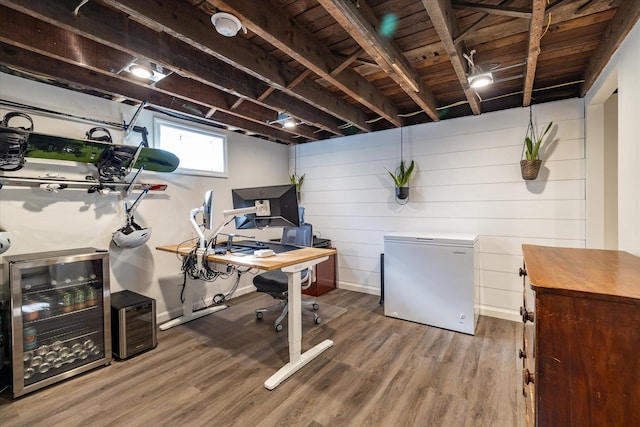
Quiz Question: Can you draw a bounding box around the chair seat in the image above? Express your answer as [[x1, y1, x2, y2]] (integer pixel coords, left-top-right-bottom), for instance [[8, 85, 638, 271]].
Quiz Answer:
[[254, 269, 309, 294], [253, 270, 288, 294]]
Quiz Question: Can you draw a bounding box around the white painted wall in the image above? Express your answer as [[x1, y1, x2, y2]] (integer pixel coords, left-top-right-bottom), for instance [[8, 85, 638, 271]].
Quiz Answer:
[[0, 73, 289, 323], [292, 98, 585, 321], [586, 20, 640, 255]]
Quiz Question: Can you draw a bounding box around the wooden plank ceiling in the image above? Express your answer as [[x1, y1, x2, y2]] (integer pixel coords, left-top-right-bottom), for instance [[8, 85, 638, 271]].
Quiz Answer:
[[0, 0, 637, 145]]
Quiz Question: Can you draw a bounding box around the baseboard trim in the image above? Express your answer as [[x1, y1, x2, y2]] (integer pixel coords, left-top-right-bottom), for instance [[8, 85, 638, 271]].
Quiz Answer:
[[478, 305, 520, 322], [337, 281, 381, 296]]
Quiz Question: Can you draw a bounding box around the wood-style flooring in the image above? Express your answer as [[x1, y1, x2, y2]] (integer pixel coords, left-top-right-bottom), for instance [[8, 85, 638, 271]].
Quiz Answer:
[[0, 289, 524, 426]]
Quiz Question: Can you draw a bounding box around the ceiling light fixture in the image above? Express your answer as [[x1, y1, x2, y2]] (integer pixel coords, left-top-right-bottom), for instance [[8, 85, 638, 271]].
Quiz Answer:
[[467, 71, 494, 89], [130, 64, 153, 79], [122, 60, 170, 83], [463, 50, 527, 90], [211, 12, 247, 37], [268, 112, 300, 128]]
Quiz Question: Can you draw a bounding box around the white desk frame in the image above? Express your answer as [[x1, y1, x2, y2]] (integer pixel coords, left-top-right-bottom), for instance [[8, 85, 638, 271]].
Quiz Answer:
[[264, 256, 333, 390], [155, 244, 335, 389]]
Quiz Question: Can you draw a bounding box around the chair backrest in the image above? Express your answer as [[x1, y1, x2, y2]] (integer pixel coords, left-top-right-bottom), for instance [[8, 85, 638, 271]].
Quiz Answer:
[[280, 223, 312, 248], [279, 224, 314, 285]]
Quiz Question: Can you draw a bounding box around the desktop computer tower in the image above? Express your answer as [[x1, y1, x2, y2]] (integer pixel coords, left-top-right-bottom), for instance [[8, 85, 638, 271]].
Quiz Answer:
[[111, 290, 157, 359]]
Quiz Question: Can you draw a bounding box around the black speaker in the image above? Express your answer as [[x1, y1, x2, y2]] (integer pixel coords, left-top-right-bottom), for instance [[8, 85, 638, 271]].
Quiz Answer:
[[111, 290, 157, 359]]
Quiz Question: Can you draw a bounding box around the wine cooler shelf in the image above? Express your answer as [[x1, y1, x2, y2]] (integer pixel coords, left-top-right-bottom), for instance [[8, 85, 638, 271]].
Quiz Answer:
[[1, 247, 112, 397], [23, 331, 103, 386], [23, 284, 101, 323]]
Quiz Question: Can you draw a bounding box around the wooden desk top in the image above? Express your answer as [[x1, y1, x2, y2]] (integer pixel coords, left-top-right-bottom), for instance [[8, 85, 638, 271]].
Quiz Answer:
[[156, 243, 336, 271], [522, 244, 640, 301]]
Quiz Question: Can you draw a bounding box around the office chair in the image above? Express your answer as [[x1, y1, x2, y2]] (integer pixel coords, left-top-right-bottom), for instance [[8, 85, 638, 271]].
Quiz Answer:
[[253, 224, 321, 332]]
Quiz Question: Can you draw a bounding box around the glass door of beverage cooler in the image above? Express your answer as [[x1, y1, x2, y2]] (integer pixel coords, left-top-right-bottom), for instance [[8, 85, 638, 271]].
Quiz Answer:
[[4, 248, 111, 397]]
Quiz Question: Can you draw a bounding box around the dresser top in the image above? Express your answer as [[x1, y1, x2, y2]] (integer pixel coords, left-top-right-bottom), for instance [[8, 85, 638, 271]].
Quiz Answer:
[[522, 245, 640, 301]]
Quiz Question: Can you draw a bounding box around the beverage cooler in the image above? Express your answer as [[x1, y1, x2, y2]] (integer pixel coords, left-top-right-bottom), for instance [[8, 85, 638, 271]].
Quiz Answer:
[[1, 248, 112, 397]]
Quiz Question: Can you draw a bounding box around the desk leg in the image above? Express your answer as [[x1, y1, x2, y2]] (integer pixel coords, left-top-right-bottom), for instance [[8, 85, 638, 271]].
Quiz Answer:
[[264, 267, 334, 390], [159, 277, 227, 331]]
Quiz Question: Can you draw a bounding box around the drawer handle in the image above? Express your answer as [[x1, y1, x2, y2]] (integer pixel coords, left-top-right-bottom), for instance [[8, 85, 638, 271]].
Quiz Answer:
[[520, 306, 535, 323], [519, 267, 527, 277], [518, 349, 526, 359], [523, 368, 535, 385]]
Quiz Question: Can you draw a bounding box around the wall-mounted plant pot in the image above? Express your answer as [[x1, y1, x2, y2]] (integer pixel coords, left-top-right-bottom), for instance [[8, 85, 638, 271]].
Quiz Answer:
[[395, 186, 409, 200], [520, 159, 542, 180]]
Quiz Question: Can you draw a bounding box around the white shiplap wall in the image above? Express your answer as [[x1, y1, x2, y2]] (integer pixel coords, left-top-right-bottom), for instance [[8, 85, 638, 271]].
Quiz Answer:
[[292, 98, 585, 321]]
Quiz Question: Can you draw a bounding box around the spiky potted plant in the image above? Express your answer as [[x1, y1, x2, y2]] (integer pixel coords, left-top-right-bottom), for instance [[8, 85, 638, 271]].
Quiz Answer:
[[521, 122, 553, 180], [387, 160, 415, 200], [290, 173, 304, 201]]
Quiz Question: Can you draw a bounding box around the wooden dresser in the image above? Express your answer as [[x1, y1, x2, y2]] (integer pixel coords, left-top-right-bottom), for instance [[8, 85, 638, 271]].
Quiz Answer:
[[520, 245, 640, 426]]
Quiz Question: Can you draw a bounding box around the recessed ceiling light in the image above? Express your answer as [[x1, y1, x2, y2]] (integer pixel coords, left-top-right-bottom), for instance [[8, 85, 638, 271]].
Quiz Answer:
[[130, 65, 153, 79], [121, 60, 170, 83]]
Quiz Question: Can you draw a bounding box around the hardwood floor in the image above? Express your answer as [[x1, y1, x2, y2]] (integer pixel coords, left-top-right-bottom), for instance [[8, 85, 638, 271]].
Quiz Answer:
[[0, 289, 523, 426]]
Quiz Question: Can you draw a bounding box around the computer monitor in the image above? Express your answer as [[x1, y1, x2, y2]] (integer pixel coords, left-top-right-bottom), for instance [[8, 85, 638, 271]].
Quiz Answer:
[[232, 184, 300, 229], [190, 189, 215, 249], [202, 190, 214, 230]]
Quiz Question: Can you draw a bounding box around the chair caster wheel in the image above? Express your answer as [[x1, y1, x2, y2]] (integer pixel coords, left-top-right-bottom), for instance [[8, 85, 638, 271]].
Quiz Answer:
[[275, 323, 283, 332], [312, 303, 319, 310], [314, 317, 322, 325], [256, 312, 263, 319]]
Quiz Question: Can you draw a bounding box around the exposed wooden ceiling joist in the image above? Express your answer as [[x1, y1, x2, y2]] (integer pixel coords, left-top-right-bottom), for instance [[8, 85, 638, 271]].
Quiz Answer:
[[422, 0, 482, 115], [0, 0, 633, 145], [522, 0, 549, 107], [0, 44, 302, 143], [207, 0, 403, 127], [99, 0, 372, 134], [0, 0, 342, 139], [452, 1, 532, 19], [580, 0, 640, 96], [317, 0, 440, 122]]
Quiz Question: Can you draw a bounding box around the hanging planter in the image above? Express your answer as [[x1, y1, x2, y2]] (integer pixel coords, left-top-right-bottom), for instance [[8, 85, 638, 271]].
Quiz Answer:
[[387, 126, 416, 203], [520, 159, 542, 180], [387, 159, 415, 200], [290, 173, 304, 201], [395, 186, 410, 200], [521, 107, 553, 181]]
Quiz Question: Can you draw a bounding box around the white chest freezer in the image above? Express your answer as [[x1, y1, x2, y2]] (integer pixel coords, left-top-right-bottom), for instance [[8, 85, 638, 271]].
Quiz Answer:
[[383, 233, 479, 335]]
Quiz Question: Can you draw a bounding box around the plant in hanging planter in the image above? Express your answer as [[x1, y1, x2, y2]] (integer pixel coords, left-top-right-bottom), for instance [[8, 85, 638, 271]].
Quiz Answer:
[[290, 173, 305, 191], [387, 160, 415, 200], [521, 121, 553, 180], [290, 173, 305, 200]]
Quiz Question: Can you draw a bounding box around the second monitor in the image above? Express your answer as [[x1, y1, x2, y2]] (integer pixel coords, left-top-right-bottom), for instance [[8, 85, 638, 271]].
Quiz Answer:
[[232, 184, 299, 230]]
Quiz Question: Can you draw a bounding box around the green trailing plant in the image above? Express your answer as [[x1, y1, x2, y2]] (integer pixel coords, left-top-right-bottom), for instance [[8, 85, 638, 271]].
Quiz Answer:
[[290, 173, 305, 192], [387, 160, 415, 188], [524, 122, 553, 160]]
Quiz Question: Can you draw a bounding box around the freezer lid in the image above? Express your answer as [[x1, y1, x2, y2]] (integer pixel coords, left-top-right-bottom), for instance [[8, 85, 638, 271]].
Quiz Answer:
[[384, 233, 478, 246]]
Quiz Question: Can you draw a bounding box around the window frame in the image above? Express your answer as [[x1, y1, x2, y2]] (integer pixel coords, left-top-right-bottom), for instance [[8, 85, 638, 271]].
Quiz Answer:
[[153, 116, 228, 178]]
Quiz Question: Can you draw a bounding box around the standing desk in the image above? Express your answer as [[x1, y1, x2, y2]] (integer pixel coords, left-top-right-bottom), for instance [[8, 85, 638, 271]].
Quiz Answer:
[[156, 243, 336, 390]]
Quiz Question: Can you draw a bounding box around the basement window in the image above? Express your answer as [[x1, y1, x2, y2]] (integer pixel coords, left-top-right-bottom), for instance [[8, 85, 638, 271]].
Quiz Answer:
[[153, 117, 227, 177]]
